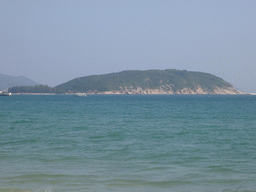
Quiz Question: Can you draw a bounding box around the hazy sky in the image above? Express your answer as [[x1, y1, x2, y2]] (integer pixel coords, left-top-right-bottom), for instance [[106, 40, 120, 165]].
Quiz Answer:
[[1, 1, 255, 92]]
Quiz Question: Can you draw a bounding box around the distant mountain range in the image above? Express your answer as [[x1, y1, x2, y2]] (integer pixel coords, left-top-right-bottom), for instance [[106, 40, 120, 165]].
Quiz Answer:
[[0, 74, 39, 91]]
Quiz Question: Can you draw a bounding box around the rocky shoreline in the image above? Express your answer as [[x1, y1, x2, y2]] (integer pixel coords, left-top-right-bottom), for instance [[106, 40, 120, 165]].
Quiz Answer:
[[11, 86, 245, 95], [85, 85, 244, 95]]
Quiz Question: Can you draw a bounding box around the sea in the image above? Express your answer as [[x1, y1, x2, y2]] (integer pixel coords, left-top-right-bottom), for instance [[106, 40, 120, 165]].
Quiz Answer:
[[0, 95, 256, 192]]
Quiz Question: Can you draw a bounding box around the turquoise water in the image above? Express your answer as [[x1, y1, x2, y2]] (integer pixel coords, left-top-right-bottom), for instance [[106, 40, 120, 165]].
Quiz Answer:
[[0, 95, 256, 192]]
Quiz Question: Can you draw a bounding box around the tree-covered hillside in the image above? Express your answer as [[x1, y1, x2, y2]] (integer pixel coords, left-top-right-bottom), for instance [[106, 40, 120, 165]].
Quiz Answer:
[[55, 69, 234, 93], [8, 69, 241, 94]]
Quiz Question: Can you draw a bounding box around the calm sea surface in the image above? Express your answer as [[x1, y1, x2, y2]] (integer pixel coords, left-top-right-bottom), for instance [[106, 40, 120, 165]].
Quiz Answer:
[[0, 95, 256, 192]]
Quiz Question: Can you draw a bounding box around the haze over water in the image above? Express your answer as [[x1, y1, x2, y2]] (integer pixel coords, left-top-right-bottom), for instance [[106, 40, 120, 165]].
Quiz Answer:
[[1, 95, 256, 192]]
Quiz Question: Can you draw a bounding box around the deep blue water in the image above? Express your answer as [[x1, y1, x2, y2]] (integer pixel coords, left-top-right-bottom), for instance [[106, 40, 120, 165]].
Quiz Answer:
[[0, 95, 256, 192]]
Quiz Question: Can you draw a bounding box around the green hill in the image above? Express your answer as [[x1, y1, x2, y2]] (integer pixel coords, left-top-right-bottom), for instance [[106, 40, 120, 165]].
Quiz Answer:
[[55, 69, 242, 95]]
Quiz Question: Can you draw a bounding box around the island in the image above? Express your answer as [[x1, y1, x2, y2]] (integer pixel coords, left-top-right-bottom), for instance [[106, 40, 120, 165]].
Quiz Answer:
[[9, 69, 243, 95]]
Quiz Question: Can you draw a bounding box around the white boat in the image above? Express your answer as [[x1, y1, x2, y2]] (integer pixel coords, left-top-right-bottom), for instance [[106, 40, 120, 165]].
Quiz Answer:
[[0, 91, 12, 96], [75, 93, 87, 97]]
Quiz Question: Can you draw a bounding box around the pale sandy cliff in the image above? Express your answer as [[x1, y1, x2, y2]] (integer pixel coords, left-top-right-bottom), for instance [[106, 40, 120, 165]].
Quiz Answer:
[[88, 85, 243, 95]]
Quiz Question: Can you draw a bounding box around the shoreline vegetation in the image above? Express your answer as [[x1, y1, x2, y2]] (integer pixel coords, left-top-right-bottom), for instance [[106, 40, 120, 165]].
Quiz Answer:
[[8, 69, 245, 95]]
